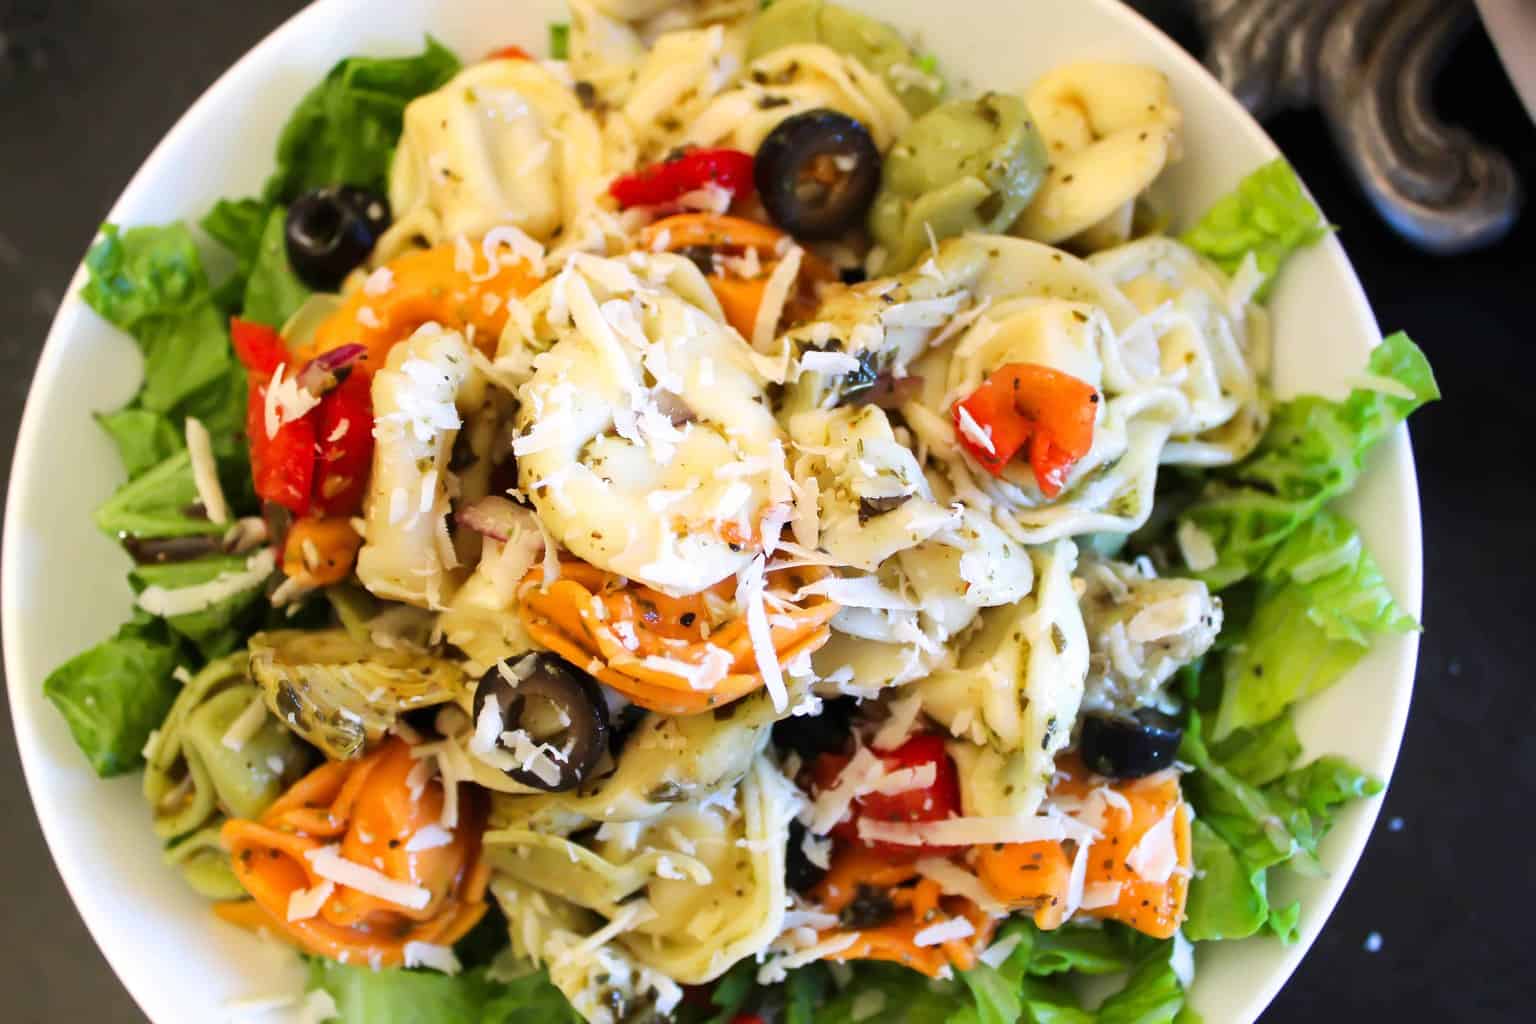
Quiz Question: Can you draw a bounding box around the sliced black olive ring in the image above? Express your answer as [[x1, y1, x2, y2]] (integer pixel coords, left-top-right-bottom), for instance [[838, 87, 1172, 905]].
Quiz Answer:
[[473, 653, 610, 792], [284, 185, 392, 291], [755, 109, 882, 240]]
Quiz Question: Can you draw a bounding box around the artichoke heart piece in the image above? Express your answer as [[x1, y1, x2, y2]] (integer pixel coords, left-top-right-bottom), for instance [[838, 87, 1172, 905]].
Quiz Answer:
[[249, 628, 467, 760], [871, 92, 1047, 272]]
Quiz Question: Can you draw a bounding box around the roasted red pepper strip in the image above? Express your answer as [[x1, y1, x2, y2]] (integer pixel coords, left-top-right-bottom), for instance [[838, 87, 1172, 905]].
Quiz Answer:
[[232, 318, 315, 516], [487, 44, 533, 60], [814, 733, 961, 862], [609, 148, 756, 208], [952, 362, 1099, 497], [311, 371, 374, 516]]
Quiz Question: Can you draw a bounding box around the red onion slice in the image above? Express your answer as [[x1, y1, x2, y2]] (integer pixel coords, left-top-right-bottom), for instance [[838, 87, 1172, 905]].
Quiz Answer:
[[845, 372, 925, 410], [457, 495, 536, 542], [296, 343, 367, 395]]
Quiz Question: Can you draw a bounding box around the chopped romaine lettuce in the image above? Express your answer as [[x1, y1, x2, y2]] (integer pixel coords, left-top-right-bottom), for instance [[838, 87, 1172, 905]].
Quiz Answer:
[[129, 554, 268, 658], [1215, 510, 1418, 737], [307, 958, 580, 1024], [95, 449, 225, 539], [549, 22, 570, 60], [200, 197, 270, 312], [241, 204, 311, 328], [1095, 938, 1189, 1024], [1181, 711, 1381, 943], [1208, 713, 1301, 788], [1180, 158, 1329, 300], [263, 39, 460, 203], [95, 407, 183, 479], [82, 224, 247, 444], [1179, 331, 1438, 590], [42, 614, 181, 777]]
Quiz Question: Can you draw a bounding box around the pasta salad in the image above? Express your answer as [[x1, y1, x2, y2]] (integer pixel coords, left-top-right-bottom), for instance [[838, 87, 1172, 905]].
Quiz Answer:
[[44, 1, 1438, 1021]]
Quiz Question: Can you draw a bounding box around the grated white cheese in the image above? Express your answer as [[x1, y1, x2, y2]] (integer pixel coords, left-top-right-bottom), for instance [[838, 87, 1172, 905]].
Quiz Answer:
[[865, 762, 937, 796], [1171, 930, 1196, 987], [1064, 833, 1091, 917], [807, 746, 884, 834], [1079, 881, 1123, 910], [1127, 593, 1202, 643], [262, 364, 321, 441], [794, 573, 918, 611], [798, 350, 863, 377], [752, 246, 803, 353], [138, 548, 275, 618], [1125, 808, 1179, 884], [403, 941, 462, 975], [914, 858, 1009, 918], [858, 812, 1094, 848], [286, 879, 335, 922], [873, 693, 923, 750], [738, 555, 787, 712], [978, 930, 1024, 968], [304, 845, 431, 910], [221, 695, 269, 752], [184, 417, 229, 524], [1176, 519, 1218, 573], [757, 933, 858, 985], [954, 405, 996, 455], [364, 266, 395, 296], [405, 824, 454, 852], [913, 916, 975, 947]]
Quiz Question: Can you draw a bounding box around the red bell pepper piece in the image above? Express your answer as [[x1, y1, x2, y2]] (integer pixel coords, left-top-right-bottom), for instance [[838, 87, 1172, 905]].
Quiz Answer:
[[311, 371, 375, 516], [608, 148, 756, 208], [487, 44, 533, 61], [952, 362, 1099, 497], [814, 733, 962, 861], [231, 318, 314, 516]]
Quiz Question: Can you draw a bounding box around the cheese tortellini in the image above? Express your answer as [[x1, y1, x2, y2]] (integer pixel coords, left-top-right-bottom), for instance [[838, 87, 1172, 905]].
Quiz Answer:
[[383, 58, 610, 260], [1012, 62, 1183, 247], [512, 253, 790, 594]]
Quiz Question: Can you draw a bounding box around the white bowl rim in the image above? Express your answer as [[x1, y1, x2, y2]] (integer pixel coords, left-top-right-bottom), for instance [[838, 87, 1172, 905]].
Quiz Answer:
[[2, 0, 1422, 1021]]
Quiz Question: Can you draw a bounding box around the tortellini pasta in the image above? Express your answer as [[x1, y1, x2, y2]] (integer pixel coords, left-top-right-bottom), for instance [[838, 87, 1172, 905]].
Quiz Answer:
[[1012, 62, 1182, 247], [916, 539, 1089, 816], [747, 0, 944, 115], [1088, 236, 1270, 465], [1077, 555, 1222, 714], [382, 58, 610, 259], [356, 324, 483, 609], [870, 92, 1048, 272], [142, 654, 310, 897], [487, 755, 796, 1016], [903, 235, 1190, 543], [513, 253, 790, 594], [683, 44, 911, 154], [785, 404, 951, 570]]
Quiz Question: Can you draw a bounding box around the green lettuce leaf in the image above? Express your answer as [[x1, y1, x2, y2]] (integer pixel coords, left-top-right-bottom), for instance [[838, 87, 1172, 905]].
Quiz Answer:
[[549, 22, 570, 60], [95, 407, 183, 479], [241, 204, 311, 328], [201, 197, 270, 312], [82, 224, 247, 444], [1179, 331, 1438, 590], [129, 555, 268, 659], [1183, 819, 1268, 941], [1094, 939, 1190, 1024], [1215, 510, 1417, 737], [307, 959, 579, 1024], [264, 39, 460, 203], [95, 449, 226, 539], [42, 615, 181, 777], [1208, 713, 1301, 788], [1180, 158, 1329, 300]]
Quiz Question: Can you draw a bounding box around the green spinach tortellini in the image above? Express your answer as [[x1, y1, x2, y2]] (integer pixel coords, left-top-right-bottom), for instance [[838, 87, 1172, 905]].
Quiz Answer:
[[870, 92, 1048, 272], [747, 0, 944, 115], [143, 653, 312, 898]]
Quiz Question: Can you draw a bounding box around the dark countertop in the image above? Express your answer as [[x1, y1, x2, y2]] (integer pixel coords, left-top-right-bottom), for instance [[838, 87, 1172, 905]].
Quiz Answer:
[[1, 3, 1532, 1022]]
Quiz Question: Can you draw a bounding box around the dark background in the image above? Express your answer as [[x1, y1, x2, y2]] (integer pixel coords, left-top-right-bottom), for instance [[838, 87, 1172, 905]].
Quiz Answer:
[[1, 1, 1532, 1021]]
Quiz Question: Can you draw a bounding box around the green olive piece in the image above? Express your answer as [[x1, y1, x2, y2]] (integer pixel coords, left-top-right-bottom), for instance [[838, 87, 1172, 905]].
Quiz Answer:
[[747, 0, 943, 115], [869, 92, 1048, 273]]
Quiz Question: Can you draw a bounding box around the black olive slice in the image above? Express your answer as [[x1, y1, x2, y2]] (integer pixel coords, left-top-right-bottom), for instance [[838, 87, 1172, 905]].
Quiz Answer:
[[1078, 708, 1183, 779], [771, 695, 858, 761], [284, 186, 392, 291], [755, 109, 882, 239], [473, 654, 610, 791]]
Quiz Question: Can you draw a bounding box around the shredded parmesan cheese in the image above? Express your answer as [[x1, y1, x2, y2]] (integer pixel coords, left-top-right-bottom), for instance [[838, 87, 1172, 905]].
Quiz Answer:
[[183, 417, 229, 524], [286, 879, 335, 922], [304, 845, 431, 910], [403, 941, 462, 975], [220, 695, 268, 752], [913, 916, 975, 947]]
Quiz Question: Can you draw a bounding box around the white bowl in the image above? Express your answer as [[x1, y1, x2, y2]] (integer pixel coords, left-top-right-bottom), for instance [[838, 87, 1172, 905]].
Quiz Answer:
[[1, 0, 1423, 1021]]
